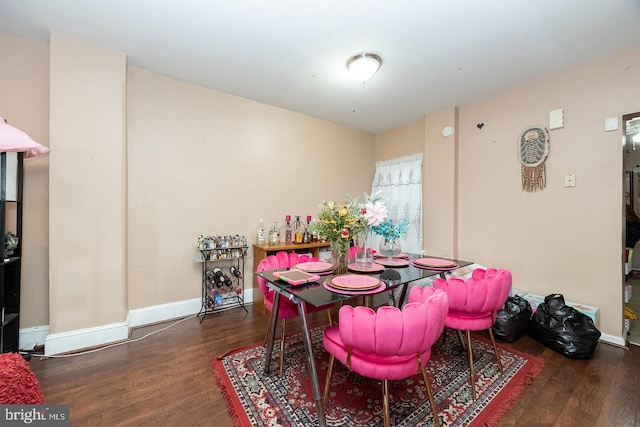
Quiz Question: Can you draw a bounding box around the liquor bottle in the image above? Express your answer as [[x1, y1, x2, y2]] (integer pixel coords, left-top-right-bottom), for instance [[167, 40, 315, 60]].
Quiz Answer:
[[284, 215, 292, 243], [303, 215, 312, 243], [269, 220, 280, 245], [294, 215, 304, 244], [256, 218, 267, 244], [230, 265, 243, 279]]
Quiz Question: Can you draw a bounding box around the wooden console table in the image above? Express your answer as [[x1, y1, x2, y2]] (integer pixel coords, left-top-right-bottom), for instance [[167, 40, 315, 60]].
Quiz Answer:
[[252, 241, 330, 303]]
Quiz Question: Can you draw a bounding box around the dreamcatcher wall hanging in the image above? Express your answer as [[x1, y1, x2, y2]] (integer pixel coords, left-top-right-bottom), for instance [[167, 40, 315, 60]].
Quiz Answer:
[[518, 125, 550, 192]]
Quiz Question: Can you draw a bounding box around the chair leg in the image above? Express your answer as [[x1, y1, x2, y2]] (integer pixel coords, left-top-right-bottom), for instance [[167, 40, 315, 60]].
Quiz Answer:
[[382, 379, 390, 427], [488, 327, 504, 373], [323, 354, 335, 405], [327, 308, 333, 326], [279, 319, 286, 376], [465, 330, 477, 401], [418, 355, 441, 427]]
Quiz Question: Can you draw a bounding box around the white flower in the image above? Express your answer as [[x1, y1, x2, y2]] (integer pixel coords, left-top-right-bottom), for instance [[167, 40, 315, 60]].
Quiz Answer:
[[363, 201, 388, 226]]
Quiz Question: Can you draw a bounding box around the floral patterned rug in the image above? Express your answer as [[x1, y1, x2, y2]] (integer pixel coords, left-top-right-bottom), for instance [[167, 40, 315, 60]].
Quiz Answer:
[[212, 325, 543, 427]]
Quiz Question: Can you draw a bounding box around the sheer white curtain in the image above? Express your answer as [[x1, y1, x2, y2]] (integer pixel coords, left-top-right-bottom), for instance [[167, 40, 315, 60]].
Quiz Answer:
[[371, 153, 423, 254]]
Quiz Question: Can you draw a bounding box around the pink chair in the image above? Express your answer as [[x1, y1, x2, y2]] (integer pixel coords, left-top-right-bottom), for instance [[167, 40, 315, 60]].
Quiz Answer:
[[433, 268, 512, 400], [257, 251, 331, 375], [322, 286, 448, 427]]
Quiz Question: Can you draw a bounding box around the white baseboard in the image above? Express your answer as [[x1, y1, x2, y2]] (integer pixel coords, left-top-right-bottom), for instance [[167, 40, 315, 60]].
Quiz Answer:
[[600, 333, 627, 348], [127, 297, 202, 328], [28, 288, 255, 356], [44, 321, 129, 356], [19, 325, 50, 352]]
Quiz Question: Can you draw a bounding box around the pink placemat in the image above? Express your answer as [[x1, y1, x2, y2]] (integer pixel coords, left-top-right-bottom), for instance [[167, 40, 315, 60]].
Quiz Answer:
[[323, 281, 387, 295], [374, 258, 410, 267], [294, 261, 333, 273], [411, 261, 459, 271], [348, 262, 385, 273], [413, 257, 457, 268], [373, 252, 410, 259]]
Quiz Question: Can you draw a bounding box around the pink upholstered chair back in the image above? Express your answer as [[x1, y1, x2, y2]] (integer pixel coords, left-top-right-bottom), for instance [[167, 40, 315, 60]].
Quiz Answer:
[[337, 287, 448, 358], [256, 252, 318, 297], [433, 269, 511, 314]]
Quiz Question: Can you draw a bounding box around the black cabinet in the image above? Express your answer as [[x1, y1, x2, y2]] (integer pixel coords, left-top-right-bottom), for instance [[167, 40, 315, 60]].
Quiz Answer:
[[0, 152, 23, 353]]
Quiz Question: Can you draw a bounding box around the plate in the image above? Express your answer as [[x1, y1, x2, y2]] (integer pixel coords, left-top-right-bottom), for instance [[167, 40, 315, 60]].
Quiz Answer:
[[329, 274, 380, 291], [348, 262, 385, 273], [323, 281, 387, 295], [374, 258, 410, 267], [294, 261, 333, 273], [413, 257, 457, 268], [373, 252, 410, 259], [411, 261, 459, 271]]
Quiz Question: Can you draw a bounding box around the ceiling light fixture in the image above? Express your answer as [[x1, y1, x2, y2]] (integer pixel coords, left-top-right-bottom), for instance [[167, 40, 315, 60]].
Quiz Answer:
[[347, 53, 382, 83]]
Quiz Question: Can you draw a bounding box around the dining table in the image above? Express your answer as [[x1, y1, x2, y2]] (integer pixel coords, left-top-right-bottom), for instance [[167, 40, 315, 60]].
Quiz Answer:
[[258, 253, 473, 427]]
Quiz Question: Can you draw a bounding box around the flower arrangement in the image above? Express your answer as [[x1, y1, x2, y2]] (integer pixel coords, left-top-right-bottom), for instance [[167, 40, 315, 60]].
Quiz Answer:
[[371, 218, 410, 242], [310, 197, 369, 273], [310, 199, 367, 243]]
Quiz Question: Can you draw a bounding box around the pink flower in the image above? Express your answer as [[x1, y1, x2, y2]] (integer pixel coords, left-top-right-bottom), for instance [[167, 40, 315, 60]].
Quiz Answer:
[[363, 201, 388, 226], [340, 229, 350, 239]]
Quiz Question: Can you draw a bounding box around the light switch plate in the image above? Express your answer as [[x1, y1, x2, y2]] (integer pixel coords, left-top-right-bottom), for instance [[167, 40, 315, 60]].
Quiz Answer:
[[564, 174, 576, 188], [549, 109, 564, 129], [604, 116, 619, 132]]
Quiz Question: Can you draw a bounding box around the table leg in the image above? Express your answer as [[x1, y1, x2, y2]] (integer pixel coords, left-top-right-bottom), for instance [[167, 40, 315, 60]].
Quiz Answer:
[[263, 293, 280, 376], [396, 283, 409, 307], [297, 301, 327, 427]]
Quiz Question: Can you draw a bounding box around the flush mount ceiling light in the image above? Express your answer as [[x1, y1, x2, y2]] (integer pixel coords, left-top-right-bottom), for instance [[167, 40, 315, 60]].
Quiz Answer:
[[347, 53, 382, 83]]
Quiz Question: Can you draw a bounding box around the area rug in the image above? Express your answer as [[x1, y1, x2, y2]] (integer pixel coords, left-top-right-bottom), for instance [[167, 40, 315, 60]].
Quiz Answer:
[[212, 325, 543, 427], [0, 352, 45, 404]]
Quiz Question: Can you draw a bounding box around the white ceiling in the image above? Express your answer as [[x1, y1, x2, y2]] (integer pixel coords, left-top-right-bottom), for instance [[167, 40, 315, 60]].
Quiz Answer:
[[1, 0, 640, 134]]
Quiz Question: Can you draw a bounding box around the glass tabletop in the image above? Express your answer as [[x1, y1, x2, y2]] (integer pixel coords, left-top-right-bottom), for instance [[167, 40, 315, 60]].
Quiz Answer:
[[257, 254, 472, 308]]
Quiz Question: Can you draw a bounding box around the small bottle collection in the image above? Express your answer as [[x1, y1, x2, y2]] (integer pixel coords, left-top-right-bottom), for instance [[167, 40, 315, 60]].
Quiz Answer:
[[197, 234, 247, 259], [257, 215, 322, 245]]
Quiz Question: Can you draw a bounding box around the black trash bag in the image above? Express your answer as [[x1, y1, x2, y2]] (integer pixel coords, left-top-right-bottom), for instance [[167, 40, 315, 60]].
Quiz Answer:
[[526, 293, 601, 359], [492, 295, 532, 342]]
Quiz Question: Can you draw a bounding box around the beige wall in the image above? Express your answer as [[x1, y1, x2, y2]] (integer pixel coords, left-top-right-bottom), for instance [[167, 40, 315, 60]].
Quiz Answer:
[[126, 68, 375, 309], [49, 33, 128, 334], [0, 33, 50, 328], [2, 29, 639, 351], [378, 47, 640, 340]]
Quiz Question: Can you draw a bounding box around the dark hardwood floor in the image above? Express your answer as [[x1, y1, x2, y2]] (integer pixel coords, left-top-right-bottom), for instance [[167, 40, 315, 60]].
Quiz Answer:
[[27, 303, 640, 427]]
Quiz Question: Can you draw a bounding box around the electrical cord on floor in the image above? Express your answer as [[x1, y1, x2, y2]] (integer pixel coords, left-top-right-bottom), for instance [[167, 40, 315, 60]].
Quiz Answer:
[[21, 314, 198, 359]]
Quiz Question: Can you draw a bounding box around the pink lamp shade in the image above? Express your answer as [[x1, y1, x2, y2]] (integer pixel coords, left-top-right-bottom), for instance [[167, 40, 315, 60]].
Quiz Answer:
[[0, 117, 49, 158]]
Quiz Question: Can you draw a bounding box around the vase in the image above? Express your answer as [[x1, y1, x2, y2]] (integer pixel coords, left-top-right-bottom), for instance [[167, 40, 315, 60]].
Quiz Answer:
[[379, 237, 401, 261], [330, 239, 350, 275], [354, 227, 373, 267]]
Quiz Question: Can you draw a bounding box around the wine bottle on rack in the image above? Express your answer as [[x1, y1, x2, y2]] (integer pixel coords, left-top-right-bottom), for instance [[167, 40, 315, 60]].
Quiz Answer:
[[206, 295, 215, 309], [214, 267, 233, 288], [205, 268, 216, 284], [230, 265, 243, 279], [211, 268, 225, 289]]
